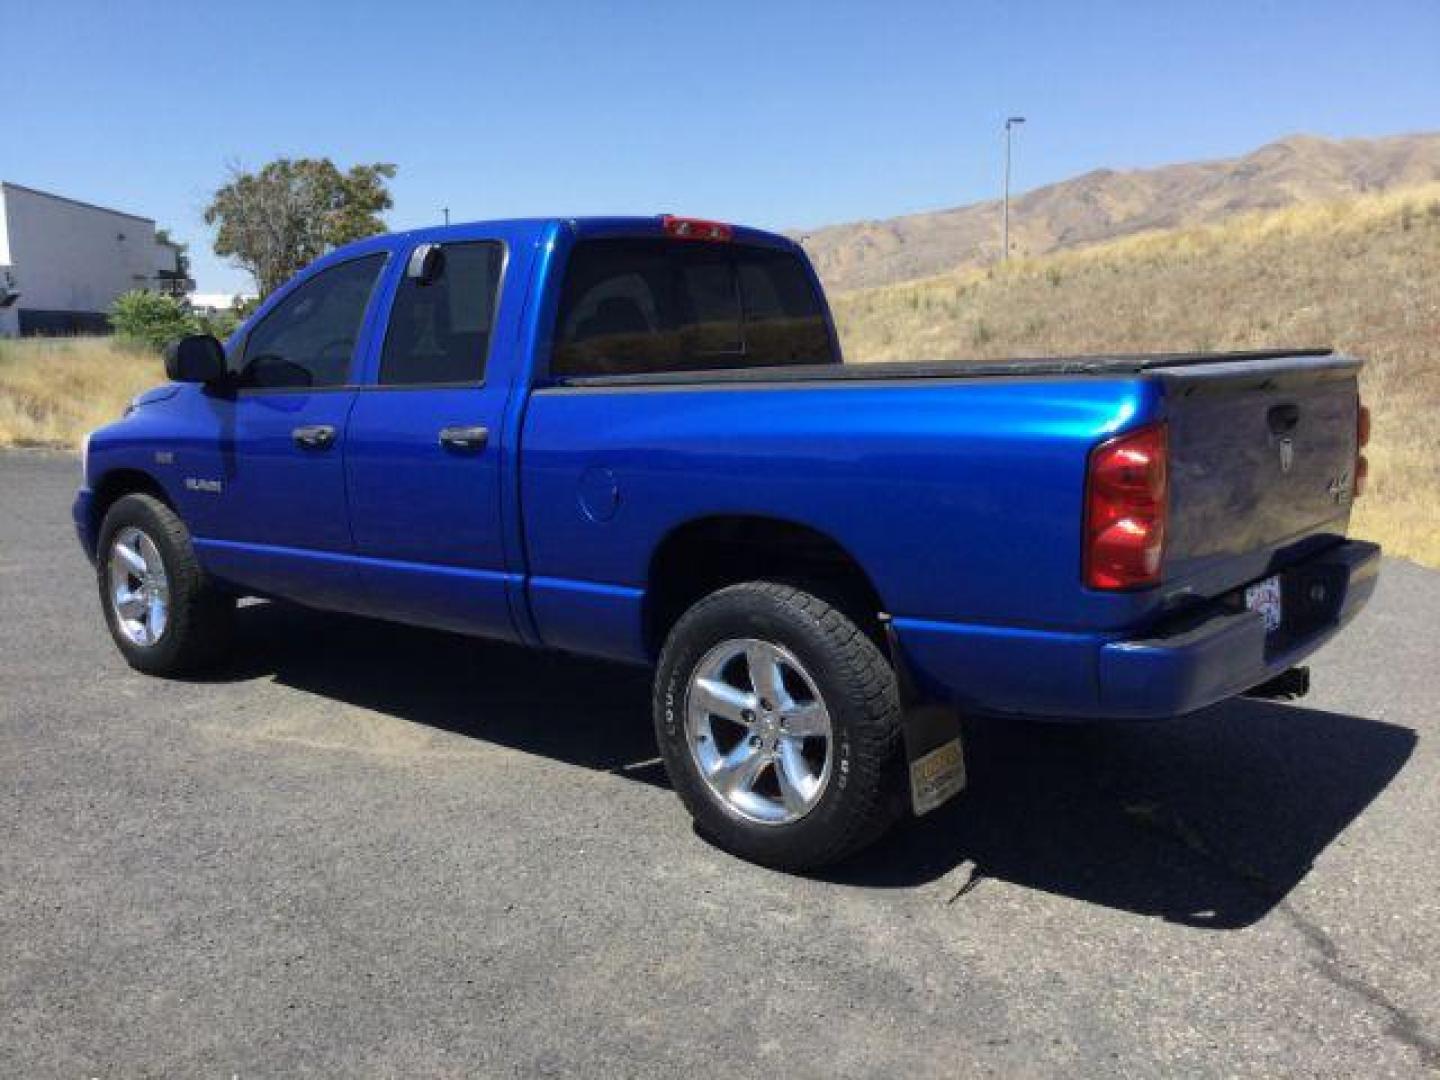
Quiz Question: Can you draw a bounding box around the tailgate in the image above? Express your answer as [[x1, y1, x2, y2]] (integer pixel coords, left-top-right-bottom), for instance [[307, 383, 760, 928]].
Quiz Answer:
[[1158, 353, 1362, 598]]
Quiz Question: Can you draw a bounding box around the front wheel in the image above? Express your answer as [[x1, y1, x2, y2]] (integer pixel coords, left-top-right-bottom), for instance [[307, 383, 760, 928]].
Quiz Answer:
[[96, 493, 234, 675], [654, 582, 906, 871]]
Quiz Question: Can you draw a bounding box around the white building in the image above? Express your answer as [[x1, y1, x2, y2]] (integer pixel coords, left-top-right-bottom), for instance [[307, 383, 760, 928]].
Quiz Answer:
[[0, 182, 193, 337]]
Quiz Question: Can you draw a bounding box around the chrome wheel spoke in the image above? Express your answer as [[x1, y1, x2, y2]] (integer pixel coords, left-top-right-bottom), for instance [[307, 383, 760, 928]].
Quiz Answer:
[[110, 542, 143, 582], [745, 643, 785, 705], [775, 739, 815, 815], [709, 740, 767, 798], [691, 677, 756, 725], [138, 535, 165, 580], [115, 589, 147, 618], [147, 596, 168, 639], [781, 700, 827, 738], [114, 540, 146, 574]]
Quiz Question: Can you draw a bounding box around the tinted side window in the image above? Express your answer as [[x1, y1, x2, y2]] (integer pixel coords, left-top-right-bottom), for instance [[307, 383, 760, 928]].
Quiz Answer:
[[551, 239, 834, 377], [380, 242, 504, 385], [242, 254, 385, 389]]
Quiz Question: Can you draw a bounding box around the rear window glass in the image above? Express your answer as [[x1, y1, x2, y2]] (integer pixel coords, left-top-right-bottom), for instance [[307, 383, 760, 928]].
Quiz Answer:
[[551, 239, 835, 377], [380, 241, 504, 385]]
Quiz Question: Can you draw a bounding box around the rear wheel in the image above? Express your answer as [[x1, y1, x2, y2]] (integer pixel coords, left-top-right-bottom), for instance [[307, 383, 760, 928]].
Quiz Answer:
[[97, 493, 234, 675], [654, 582, 905, 871]]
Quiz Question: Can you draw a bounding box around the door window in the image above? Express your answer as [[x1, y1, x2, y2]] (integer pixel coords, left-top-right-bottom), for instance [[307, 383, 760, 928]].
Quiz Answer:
[[240, 254, 386, 389], [379, 242, 505, 385]]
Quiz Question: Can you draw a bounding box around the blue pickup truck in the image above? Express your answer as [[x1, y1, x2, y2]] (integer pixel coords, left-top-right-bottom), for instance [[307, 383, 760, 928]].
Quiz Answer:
[[74, 214, 1379, 869]]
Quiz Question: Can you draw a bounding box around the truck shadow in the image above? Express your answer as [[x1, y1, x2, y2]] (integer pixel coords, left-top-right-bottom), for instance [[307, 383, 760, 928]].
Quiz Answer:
[[820, 707, 1415, 928], [212, 601, 1414, 930]]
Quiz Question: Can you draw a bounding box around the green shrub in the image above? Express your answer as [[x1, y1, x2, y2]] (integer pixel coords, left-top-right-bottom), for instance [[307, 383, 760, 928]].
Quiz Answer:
[[108, 291, 199, 352]]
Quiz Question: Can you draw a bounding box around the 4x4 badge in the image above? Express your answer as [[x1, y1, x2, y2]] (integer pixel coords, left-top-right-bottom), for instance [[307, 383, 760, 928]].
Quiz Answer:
[[1328, 472, 1352, 503]]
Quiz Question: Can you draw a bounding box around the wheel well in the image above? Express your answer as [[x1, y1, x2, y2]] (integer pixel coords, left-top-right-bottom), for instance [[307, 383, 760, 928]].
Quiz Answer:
[[645, 516, 886, 654], [90, 469, 173, 537]]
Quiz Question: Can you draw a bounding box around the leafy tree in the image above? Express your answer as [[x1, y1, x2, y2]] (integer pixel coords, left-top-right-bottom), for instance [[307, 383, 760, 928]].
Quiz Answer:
[[108, 291, 199, 351], [204, 158, 397, 297]]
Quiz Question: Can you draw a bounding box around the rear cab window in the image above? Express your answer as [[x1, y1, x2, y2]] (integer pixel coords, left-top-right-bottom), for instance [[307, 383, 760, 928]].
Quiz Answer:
[[551, 238, 837, 378]]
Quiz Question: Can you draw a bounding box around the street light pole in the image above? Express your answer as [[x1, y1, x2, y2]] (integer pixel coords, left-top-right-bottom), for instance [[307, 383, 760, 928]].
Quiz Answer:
[[1002, 116, 1025, 262]]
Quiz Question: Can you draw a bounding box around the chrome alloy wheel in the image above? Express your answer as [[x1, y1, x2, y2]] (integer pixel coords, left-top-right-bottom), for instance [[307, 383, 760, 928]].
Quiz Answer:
[[107, 526, 170, 647], [685, 638, 834, 825]]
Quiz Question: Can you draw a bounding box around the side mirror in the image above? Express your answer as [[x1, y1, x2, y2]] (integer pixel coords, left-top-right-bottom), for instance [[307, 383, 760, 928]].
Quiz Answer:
[[165, 334, 227, 383], [405, 242, 446, 286]]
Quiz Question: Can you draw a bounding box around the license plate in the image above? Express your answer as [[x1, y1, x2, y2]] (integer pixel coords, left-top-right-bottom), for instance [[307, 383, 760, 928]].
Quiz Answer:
[[909, 737, 966, 816], [1245, 575, 1284, 633]]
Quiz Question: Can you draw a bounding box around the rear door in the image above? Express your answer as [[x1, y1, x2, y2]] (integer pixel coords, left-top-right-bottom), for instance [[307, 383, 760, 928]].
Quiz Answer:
[[343, 237, 523, 640]]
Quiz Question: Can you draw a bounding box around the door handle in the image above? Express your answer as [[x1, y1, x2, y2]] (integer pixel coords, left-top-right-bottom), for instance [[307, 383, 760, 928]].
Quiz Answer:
[[438, 425, 489, 452], [292, 424, 337, 450]]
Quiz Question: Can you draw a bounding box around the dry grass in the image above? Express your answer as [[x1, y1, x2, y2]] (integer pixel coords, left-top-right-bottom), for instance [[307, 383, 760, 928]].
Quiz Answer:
[[833, 185, 1440, 567], [0, 337, 162, 450]]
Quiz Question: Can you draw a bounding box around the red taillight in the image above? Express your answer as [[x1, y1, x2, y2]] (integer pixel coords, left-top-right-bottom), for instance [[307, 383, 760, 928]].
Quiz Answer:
[[1084, 423, 1168, 590], [661, 214, 733, 241], [1355, 398, 1370, 498]]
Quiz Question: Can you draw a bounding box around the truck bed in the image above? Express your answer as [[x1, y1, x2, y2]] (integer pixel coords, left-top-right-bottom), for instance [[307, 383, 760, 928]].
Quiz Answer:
[[544, 345, 1365, 648], [554, 347, 1339, 387]]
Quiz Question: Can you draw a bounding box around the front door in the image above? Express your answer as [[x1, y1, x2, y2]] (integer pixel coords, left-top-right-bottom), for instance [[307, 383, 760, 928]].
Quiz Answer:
[[189, 252, 388, 609], [343, 238, 521, 640]]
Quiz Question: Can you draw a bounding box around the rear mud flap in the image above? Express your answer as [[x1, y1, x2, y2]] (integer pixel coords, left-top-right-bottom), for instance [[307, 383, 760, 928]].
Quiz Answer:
[[880, 614, 967, 816]]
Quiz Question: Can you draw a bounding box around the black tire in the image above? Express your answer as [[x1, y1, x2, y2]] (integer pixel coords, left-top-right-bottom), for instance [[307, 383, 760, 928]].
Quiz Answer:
[[96, 493, 234, 675], [654, 581, 905, 871]]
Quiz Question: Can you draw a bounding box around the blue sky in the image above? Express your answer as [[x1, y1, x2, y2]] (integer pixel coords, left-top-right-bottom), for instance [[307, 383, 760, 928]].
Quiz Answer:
[[9, 0, 1439, 293]]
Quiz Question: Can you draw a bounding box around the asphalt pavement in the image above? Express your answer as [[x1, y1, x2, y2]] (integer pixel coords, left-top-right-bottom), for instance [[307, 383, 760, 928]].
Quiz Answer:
[[2, 449, 1437, 1076]]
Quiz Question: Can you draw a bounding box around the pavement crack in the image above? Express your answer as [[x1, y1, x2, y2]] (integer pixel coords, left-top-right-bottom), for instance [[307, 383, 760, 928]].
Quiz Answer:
[[1275, 899, 1440, 1071], [1124, 800, 1440, 1070]]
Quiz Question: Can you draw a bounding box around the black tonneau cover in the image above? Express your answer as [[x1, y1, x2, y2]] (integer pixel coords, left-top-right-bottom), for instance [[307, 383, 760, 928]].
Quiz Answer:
[[554, 348, 1336, 388]]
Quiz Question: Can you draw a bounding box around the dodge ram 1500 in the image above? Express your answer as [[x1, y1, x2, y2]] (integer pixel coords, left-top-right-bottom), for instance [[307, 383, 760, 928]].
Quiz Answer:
[[75, 215, 1379, 869]]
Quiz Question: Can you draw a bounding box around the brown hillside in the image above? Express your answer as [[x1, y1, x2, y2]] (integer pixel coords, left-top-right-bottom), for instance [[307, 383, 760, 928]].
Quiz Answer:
[[800, 132, 1440, 291]]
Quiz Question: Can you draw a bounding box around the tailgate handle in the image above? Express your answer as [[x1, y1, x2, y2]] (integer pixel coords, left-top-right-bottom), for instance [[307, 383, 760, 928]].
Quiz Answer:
[[1267, 402, 1300, 434]]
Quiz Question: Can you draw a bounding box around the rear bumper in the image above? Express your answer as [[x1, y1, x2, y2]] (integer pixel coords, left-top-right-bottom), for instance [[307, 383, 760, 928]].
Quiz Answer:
[[893, 539, 1381, 720]]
